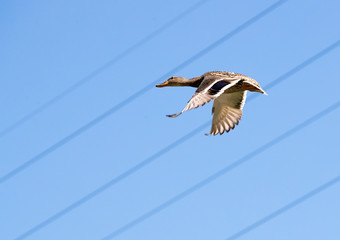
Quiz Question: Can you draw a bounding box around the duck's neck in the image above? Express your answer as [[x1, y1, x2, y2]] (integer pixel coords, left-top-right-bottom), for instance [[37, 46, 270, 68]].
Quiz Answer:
[[185, 76, 203, 88]]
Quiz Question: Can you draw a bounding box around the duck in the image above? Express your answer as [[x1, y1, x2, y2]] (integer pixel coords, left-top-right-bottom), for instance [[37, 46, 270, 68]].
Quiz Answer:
[[156, 71, 267, 135]]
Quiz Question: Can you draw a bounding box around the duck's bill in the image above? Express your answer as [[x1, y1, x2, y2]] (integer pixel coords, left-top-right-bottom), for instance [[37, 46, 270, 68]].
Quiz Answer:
[[156, 80, 169, 88]]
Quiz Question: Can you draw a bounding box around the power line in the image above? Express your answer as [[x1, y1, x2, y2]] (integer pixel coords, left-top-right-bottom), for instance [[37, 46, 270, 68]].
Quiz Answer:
[[250, 39, 340, 101], [11, 39, 340, 240], [0, 0, 210, 138], [100, 100, 340, 240], [13, 124, 208, 240], [225, 174, 340, 240], [0, 0, 286, 185]]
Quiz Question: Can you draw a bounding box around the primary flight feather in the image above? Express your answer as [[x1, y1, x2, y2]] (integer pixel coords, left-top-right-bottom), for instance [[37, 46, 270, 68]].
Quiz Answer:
[[156, 71, 267, 135]]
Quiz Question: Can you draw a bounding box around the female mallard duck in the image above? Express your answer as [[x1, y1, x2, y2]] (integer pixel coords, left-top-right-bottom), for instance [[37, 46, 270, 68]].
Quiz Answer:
[[156, 71, 267, 135]]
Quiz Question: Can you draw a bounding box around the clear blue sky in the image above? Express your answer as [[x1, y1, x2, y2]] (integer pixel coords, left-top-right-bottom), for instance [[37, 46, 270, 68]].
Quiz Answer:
[[1, 0, 340, 239]]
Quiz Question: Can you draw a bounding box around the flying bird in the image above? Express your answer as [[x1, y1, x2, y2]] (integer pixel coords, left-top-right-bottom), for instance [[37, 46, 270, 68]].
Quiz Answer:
[[156, 71, 267, 135]]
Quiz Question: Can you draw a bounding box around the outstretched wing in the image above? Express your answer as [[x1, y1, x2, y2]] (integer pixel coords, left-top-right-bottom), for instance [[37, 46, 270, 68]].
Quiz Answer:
[[208, 90, 247, 135], [167, 76, 240, 118]]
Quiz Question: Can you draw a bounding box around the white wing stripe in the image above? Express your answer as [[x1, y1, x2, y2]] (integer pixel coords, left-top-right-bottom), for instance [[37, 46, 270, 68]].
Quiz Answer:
[[201, 78, 240, 94], [208, 80, 239, 97]]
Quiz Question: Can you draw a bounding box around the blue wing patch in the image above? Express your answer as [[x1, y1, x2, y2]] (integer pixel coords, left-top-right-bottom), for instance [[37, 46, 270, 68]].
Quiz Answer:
[[209, 81, 229, 95]]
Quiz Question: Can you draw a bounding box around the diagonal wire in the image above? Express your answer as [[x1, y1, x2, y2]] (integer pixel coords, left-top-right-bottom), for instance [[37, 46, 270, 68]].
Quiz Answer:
[[225, 174, 340, 240], [250, 39, 340, 101], [0, 0, 287, 185], [13, 39, 340, 239], [100, 100, 340, 240], [13, 124, 208, 240], [0, 0, 210, 138]]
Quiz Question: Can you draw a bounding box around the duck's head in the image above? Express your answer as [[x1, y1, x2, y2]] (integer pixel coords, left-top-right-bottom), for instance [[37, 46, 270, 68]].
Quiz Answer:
[[156, 76, 189, 87]]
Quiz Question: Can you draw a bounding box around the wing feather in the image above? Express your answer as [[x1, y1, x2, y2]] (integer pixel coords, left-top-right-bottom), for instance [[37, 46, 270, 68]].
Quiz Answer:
[[167, 77, 240, 118], [208, 91, 247, 135]]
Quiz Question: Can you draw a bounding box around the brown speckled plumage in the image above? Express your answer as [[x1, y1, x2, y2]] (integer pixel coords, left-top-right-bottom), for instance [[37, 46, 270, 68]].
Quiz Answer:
[[156, 71, 267, 135]]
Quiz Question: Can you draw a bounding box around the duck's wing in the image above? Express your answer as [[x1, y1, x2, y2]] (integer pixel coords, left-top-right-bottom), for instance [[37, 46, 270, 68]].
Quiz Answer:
[[167, 76, 240, 118], [208, 90, 247, 135]]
